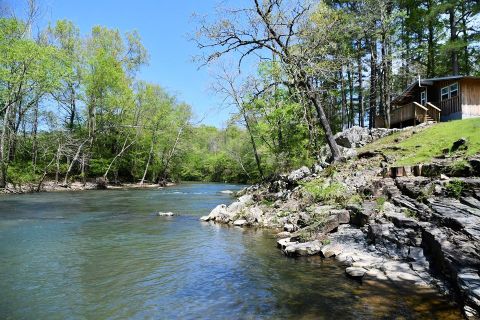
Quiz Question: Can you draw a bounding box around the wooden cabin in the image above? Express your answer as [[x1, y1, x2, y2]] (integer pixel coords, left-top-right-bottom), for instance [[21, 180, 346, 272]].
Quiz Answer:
[[375, 76, 480, 128]]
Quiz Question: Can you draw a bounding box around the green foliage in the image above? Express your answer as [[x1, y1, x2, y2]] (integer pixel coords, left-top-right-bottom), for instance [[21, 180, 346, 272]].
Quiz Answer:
[[7, 164, 40, 185], [375, 196, 387, 211], [347, 194, 364, 205], [404, 208, 418, 219], [445, 179, 466, 199], [301, 179, 347, 205]]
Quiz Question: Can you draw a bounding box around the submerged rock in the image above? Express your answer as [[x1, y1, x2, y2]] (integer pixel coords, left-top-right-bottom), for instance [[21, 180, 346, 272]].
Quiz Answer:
[[157, 212, 175, 217]]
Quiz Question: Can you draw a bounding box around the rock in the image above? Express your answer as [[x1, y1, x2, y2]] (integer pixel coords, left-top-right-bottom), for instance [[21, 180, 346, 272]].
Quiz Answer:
[[233, 219, 247, 226], [321, 215, 340, 234], [284, 240, 322, 256], [321, 244, 343, 258], [203, 204, 230, 222], [457, 269, 480, 315], [287, 166, 311, 183], [200, 216, 209, 221], [331, 209, 350, 224], [95, 177, 108, 190], [364, 268, 388, 281], [469, 157, 480, 176], [451, 137, 468, 152], [440, 174, 450, 180], [157, 212, 175, 217], [384, 210, 419, 229], [312, 163, 324, 174], [345, 267, 367, 278], [284, 223, 296, 232], [277, 237, 293, 250], [275, 231, 291, 238]]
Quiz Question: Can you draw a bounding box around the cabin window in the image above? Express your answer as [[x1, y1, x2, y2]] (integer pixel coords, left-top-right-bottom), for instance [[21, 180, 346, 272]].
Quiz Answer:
[[441, 82, 459, 101], [441, 87, 449, 100], [420, 91, 426, 105], [450, 83, 458, 98]]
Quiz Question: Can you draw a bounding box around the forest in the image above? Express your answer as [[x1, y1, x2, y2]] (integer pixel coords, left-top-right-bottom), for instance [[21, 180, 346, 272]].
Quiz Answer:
[[0, 0, 478, 188]]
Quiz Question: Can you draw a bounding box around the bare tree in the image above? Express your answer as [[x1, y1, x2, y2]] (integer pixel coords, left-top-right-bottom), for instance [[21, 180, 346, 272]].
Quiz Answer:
[[194, 0, 344, 162], [212, 65, 264, 179]]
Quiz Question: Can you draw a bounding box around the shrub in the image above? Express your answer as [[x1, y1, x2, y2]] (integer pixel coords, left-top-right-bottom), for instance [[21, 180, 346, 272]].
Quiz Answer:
[[347, 194, 363, 205], [375, 196, 387, 211], [404, 208, 417, 219], [301, 179, 347, 205], [445, 179, 466, 199]]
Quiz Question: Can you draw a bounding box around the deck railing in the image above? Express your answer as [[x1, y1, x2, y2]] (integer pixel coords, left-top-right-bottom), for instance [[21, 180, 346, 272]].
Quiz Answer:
[[426, 102, 441, 122], [375, 101, 441, 128], [437, 95, 461, 116]]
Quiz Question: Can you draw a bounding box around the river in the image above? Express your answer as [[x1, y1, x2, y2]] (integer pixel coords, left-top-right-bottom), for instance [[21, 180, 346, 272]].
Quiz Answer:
[[0, 183, 462, 319]]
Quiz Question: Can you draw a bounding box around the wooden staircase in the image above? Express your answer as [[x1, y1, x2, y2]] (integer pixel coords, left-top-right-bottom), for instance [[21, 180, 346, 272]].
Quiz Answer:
[[425, 115, 436, 123]]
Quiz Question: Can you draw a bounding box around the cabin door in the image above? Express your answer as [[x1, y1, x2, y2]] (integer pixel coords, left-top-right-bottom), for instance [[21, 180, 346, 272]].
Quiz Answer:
[[420, 89, 427, 106]]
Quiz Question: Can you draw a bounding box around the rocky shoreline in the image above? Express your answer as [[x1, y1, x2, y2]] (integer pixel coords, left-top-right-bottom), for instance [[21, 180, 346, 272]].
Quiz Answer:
[[201, 125, 480, 319], [0, 180, 175, 195]]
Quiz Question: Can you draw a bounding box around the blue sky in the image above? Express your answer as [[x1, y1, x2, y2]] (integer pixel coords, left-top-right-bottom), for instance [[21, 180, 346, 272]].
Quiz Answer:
[[8, 0, 237, 127]]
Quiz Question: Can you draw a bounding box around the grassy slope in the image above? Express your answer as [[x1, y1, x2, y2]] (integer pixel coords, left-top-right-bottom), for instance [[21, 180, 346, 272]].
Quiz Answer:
[[360, 118, 480, 166]]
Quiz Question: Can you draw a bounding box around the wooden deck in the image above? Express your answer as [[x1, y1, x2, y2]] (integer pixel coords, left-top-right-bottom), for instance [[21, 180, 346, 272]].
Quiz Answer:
[[375, 102, 441, 128]]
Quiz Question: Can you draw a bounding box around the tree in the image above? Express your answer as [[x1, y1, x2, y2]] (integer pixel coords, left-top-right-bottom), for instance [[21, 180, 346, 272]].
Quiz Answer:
[[195, 0, 345, 162]]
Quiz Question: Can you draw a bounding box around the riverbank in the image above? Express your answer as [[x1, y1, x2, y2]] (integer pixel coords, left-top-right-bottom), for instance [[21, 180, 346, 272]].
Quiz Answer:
[[201, 121, 480, 319], [0, 180, 176, 195]]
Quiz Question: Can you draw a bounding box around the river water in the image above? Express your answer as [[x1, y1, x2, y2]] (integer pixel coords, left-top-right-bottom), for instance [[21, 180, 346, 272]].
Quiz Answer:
[[0, 183, 462, 319]]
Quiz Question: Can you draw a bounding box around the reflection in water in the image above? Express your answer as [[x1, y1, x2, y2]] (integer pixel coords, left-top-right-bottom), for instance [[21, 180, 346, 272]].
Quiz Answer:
[[0, 184, 462, 319]]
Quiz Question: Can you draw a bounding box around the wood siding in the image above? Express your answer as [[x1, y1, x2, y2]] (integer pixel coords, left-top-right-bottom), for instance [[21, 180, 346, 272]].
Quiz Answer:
[[460, 78, 480, 117]]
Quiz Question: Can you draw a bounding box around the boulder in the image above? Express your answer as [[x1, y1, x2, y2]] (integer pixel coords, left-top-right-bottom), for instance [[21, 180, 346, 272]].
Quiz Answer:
[[277, 237, 293, 250], [345, 267, 367, 278], [284, 240, 322, 256], [321, 244, 343, 258], [287, 166, 311, 183], [451, 137, 468, 152], [202, 204, 229, 222], [95, 177, 108, 190], [233, 219, 247, 227], [331, 209, 350, 224], [284, 223, 296, 232]]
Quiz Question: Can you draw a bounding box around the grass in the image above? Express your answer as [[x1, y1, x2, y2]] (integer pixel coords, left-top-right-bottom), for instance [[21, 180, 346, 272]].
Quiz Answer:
[[301, 179, 347, 205], [375, 196, 387, 211], [404, 208, 418, 219], [360, 118, 480, 166]]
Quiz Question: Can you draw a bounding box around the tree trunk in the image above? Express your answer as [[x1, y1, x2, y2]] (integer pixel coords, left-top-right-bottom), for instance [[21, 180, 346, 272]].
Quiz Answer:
[[340, 70, 347, 129], [243, 111, 264, 179], [0, 103, 11, 188], [31, 100, 39, 169], [140, 139, 155, 185], [369, 39, 378, 129], [63, 139, 89, 185], [449, 6, 459, 75], [357, 42, 364, 127], [347, 65, 354, 127]]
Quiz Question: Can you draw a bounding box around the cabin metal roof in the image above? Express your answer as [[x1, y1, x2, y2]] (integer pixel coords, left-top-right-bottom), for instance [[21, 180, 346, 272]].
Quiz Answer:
[[392, 76, 480, 105]]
